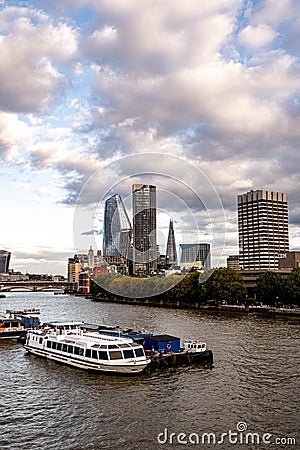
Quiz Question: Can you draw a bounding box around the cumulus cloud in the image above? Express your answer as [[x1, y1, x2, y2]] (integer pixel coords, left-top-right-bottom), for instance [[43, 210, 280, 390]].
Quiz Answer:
[[0, 6, 78, 113], [1, 0, 300, 270]]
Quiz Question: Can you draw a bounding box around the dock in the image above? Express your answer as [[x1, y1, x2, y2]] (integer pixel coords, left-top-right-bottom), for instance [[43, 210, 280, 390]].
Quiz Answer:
[[149, 349, 213, 369]]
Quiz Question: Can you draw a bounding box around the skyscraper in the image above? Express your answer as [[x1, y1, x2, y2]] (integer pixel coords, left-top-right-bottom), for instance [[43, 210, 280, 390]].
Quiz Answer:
[[132, 184, 157, 276], [166, 219, 177, 265], [238, 190, 289, 270], [0, 250, 11, 273], [179, 244, 211, 270], [103, 194, 132, 259]]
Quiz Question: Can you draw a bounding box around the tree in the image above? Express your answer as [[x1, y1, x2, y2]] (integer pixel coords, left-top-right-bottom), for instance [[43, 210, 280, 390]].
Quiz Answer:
[[285, 268, 300, 307], [255, 271, 285, 306], [201, 268, 246, 304]]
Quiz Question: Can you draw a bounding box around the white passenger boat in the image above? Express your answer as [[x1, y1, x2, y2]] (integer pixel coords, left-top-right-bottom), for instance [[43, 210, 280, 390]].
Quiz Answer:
[[24, 326, 151, 375], [183, 340, 207, 353]]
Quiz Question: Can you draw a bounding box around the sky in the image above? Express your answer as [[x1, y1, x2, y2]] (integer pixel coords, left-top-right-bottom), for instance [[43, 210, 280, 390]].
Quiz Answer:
[[0, 0, 299, 276]]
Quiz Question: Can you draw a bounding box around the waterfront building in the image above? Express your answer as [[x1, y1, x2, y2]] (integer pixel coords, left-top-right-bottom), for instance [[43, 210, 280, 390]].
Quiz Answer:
[[238, 190, 289, 270], [103, 194, 132, 259], [278, 251, 300, 270], [166, 219, 177, 266], [227, 255, 240, 270], [132, 184, 157, 276], [67, 257, 82, 285], [179, 243, 211, 270], [0, 250, 11, 273], [78, 271, 91, 294]]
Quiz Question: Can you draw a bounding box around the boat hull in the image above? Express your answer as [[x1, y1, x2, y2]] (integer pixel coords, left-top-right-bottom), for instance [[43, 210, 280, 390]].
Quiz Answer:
[[0, 330, 26, 339], [24, 345, 150, 375]]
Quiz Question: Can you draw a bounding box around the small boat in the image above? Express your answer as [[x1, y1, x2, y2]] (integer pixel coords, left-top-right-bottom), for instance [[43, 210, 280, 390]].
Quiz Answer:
[[0, 309, 40, 339], [24, 325, 151, 375], [183, 339, 207, 353], [0, 314, 25, 339]]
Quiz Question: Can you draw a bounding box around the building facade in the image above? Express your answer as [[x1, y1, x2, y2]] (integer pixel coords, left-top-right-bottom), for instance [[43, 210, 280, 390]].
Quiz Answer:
[[179, 243, 211, 270], [227, 255, 240, 270], [166, 219, 177, 266], [278, 251, 300, 270], [0, 250, 11, 273], [103, 194, 132, 259], [238, 190, 289, 270], [132, 184, 157, 276], [67, 257, 82, 285]]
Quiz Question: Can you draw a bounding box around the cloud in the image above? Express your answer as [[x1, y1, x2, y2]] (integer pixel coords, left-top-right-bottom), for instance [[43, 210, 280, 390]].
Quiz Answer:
[[0, 5, 78, 113], [238, 24, 276, 50]]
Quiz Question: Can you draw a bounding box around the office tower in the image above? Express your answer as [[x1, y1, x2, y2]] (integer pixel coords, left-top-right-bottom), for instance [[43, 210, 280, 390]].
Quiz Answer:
[[227, 255, 240, 270], [179, 244, 211, 270], [103, 194, 132, 259], [238, 190, 289, 270], [166, 219, 177, 265], [67, 256, 82, 284], [132, 184, 157, 276], [0, 250, 11, 273]]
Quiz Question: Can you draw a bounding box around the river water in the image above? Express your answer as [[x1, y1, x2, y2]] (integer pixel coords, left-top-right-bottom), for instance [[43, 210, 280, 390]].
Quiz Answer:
[[0, 291, 299, 450]]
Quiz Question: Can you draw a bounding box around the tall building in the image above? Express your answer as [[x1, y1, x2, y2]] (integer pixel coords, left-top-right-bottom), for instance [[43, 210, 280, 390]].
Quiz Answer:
[[67, 256, 82, 284], [166, 219, 177, 265], [238, 190, 289, 270], [0, 250, 11, 273], [88, 246, 95, 269], [227, 255, 240, 270], [132, 184, 157, 276], [179, 243, 211, 270], [103, 194, 132, 259]]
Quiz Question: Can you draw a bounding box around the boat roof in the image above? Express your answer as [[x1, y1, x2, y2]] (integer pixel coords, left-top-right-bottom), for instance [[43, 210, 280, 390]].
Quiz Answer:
[[145, 334, 179, 342]]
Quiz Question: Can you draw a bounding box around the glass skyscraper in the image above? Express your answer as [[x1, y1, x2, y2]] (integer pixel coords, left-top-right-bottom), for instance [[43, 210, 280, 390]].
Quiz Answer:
[[0, 250, 11, 273], [166, 219, 177, 265], [179, 243, 211, 269], [132, 184, 157, 276], [238, 190, 289, 270], [103, 194, 132, 259]]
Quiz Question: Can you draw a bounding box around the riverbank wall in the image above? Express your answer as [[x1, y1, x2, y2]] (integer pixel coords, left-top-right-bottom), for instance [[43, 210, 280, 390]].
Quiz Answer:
[[87, 295, 300, 318]]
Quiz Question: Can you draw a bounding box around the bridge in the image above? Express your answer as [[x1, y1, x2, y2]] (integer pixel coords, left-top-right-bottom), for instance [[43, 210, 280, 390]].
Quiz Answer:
[[0, 281, 67, 292]]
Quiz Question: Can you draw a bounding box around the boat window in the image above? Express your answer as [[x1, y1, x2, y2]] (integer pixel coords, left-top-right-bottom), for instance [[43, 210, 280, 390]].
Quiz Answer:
[[39, 338, 43, 345], [79, 348, 84, 356], [98, 351, 109, 360], [92, 344, 99, 348], [46, 341, 51, 348], [119, 344, 130, 348], [108, 344, 119, 349], [85, 349, 91, 358], [123, 349, 135, 359], [74, 346, 80, 355], [62, 344, 68, 352], [57, 343, 62, 351], [52, 342, 57, 350], [134, 348, 144, 358], [109, 351, 123, 360], [67, 345, 74, 353], [131, 343, 139, 347], [11, 321, 19, 327], [92, 350, 98, 359], [99, 345, 107, 349]]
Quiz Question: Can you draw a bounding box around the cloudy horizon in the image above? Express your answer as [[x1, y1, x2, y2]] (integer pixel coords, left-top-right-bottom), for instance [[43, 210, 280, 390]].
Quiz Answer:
[[1, 0, 299, 276]]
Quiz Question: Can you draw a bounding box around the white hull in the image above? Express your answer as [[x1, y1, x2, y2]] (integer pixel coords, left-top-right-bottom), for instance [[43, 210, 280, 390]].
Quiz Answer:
[[24, 328, 150, 375]]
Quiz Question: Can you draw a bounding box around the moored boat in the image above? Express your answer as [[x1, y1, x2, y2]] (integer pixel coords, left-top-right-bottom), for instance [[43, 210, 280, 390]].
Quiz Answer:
[[0, 309, 40, 339], [24, 325, 151, 375]]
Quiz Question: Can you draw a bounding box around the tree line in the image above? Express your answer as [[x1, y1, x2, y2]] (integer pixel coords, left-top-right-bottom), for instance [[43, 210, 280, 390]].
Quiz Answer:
[[90, 267, 300, 307]]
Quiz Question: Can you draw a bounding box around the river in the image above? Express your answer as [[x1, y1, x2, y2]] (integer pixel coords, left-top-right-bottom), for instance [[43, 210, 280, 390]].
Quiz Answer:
[[0, 291, 299, 449]]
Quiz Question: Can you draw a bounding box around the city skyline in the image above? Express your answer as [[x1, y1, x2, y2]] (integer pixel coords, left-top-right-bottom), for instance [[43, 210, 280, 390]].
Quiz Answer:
[[0, 1, 299, 275]]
